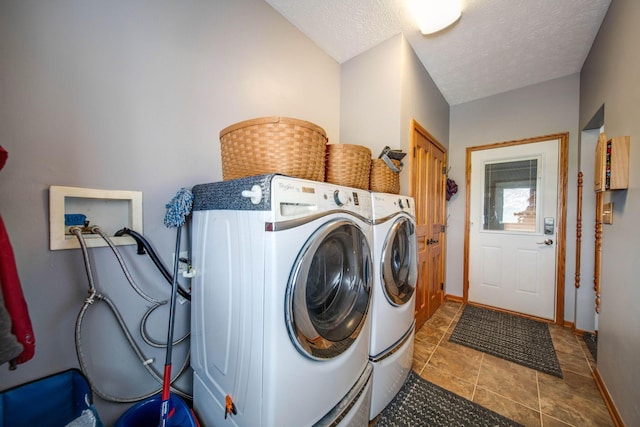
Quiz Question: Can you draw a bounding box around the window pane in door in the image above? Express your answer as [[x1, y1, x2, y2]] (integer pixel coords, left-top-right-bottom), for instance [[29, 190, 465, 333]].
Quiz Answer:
[[483, 159, 538, 232]]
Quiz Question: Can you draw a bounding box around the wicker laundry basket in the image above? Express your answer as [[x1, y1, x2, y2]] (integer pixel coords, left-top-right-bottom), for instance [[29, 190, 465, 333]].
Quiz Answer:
[[219, 117, 328, 181], [325, 144, 372, 190], [370, 158, 401, 194]]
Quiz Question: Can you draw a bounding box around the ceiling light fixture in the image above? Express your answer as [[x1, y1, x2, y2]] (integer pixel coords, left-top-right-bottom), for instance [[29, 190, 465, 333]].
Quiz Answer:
[[408, 0, 462, 35]]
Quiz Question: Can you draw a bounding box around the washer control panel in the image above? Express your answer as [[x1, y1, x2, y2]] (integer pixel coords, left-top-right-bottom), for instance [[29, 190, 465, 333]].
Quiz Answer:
[[271, 176, 372, 222]]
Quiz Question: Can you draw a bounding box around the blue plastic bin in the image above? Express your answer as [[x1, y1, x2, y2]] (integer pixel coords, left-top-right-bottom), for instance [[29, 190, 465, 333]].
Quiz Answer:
[[0, 369, 104, 427], [115, 393, 198, 427]]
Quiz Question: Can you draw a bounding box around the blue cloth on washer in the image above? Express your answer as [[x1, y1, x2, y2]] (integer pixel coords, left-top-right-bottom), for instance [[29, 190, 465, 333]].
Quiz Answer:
[[192, 174, 277, 212]]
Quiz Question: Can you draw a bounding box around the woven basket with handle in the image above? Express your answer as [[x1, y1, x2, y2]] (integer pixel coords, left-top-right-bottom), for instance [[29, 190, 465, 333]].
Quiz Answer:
[[325, 144, 372, 190], [370, 158, 401, 194], [219, 117, 328, 181]]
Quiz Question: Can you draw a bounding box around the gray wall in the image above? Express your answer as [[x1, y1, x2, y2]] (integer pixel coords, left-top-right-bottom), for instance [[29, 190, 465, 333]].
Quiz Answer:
[[580, 0, 640, 424], [447, 74, 581, 323], [399, 35, 450, 152], [0, 0, 340, 424], [340, 35, 403, 155], [340, 34, 449, 195]]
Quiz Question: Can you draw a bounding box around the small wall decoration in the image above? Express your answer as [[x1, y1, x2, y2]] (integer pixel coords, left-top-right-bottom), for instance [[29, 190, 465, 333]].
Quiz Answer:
[[446, 178, 458, 201]]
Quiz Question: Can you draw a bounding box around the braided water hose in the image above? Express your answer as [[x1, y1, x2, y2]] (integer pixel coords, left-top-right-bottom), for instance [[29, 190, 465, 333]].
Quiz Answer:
[[70, 227, 191, 403]]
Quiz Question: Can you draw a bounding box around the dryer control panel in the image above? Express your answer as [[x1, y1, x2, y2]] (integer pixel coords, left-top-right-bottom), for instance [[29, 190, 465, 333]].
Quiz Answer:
[[371, 192, 415, 220]]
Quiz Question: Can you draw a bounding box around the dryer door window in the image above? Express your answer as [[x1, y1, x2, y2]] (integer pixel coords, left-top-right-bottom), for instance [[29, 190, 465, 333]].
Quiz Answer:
[[381, 217, 417, 306], [287, 219, 372, 360]]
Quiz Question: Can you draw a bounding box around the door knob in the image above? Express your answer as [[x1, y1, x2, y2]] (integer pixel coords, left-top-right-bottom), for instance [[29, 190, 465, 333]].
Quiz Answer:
[[536, 239, 553, 245]]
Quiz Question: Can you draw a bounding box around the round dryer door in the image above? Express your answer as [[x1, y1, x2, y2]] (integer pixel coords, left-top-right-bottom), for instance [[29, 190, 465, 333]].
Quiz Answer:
[[286, 219, 372, 360], [381, 217, 417, 306]]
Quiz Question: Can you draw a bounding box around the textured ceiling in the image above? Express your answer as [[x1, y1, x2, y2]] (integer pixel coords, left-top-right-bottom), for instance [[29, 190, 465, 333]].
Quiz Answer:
[[264, 0, 611, 105]]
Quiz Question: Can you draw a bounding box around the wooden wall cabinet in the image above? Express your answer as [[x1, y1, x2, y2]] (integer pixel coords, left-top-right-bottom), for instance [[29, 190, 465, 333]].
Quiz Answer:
[[594, 134, 630, 192]]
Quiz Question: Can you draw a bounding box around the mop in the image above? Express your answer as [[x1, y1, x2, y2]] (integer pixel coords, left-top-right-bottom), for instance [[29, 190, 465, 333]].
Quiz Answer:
[[159, 188, 193, 427]]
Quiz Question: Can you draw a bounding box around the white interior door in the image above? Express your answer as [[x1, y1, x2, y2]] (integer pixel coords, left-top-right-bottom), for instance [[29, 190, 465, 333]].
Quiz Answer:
[[469, 139, 559, 320]]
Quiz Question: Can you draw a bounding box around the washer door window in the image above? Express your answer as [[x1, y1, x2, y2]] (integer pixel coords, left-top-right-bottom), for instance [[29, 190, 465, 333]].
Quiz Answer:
[[287, 219, 372, 360], [381, 217, 417, 306]]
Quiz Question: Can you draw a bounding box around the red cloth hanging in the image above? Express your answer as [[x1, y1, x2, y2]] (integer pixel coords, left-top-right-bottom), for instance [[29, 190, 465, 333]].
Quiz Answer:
[[0, 146, 6, 170], [0, 145, 35, 365]]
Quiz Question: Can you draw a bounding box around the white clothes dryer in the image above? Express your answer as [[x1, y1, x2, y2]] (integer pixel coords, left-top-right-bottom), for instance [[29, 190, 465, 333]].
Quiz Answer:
[[190, 174, 374, 427], [368, 192, 417, 420]]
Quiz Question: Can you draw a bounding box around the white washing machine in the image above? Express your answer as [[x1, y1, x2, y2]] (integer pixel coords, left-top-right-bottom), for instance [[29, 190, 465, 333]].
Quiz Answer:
[[368, 192, 417, 420], [190, 174, 374, 427]]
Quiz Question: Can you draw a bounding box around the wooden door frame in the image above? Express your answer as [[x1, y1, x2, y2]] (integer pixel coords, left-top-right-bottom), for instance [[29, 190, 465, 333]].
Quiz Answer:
[[464, 133, 568, 325]]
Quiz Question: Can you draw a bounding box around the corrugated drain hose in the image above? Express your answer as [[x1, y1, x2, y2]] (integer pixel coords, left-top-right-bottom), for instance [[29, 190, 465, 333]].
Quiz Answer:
[[70, 227, 191, 403], [113, 227, 191, 301]]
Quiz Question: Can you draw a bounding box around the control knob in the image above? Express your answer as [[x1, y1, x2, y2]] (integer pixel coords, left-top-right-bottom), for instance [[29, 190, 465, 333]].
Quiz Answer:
[[333, 190, 350, 206]]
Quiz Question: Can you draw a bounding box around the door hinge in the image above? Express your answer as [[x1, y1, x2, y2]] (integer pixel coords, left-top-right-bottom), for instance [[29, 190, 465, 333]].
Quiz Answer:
[[442, 166, 447, 175], [440, 225, 445, 233], [440, 282, 444, 291]]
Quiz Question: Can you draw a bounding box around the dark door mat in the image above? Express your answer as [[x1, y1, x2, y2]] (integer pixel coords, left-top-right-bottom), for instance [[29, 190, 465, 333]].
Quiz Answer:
[[583, 332, 597, 361], [449, 305, 563, 378], [375, 371, 523, 427]]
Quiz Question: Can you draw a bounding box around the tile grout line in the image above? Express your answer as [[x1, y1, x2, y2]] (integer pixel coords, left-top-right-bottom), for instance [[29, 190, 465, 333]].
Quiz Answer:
[[469, 297, 481, 401], [536, 371, 544, 426], [471, 352, 483, 401]]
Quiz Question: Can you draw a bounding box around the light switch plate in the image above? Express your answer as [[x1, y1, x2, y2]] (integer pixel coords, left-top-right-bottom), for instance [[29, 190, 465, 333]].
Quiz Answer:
[[603, 202, 613, 225]]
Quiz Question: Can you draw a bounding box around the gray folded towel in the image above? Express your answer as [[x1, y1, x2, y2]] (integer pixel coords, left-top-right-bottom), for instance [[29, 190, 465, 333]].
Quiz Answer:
[[0, 286, 23, 366]]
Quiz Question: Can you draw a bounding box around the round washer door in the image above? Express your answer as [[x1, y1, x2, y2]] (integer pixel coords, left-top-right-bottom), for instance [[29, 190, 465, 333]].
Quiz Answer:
[[381, 217, 417, 306], [286, 219, 372, 360]]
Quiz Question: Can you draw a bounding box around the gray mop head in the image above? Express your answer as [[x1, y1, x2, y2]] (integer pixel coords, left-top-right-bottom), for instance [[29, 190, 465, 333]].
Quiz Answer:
[[164, 188, 193, 228]]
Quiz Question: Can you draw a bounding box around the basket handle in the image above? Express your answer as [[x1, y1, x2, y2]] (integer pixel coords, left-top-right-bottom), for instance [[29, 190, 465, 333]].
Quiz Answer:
[[378, 147, 403, 173]]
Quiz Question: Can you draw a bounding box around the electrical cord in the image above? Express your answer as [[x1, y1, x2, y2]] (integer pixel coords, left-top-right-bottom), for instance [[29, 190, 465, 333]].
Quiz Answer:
[[70, 226, 191, 403]]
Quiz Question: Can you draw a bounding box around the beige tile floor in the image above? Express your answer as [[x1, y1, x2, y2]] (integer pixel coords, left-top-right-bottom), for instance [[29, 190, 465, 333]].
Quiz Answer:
[[410, 300, 613, 426]]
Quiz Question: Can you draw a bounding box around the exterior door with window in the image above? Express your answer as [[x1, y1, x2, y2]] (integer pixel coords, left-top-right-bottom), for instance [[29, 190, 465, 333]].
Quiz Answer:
[[468, 138, 560, 320]]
